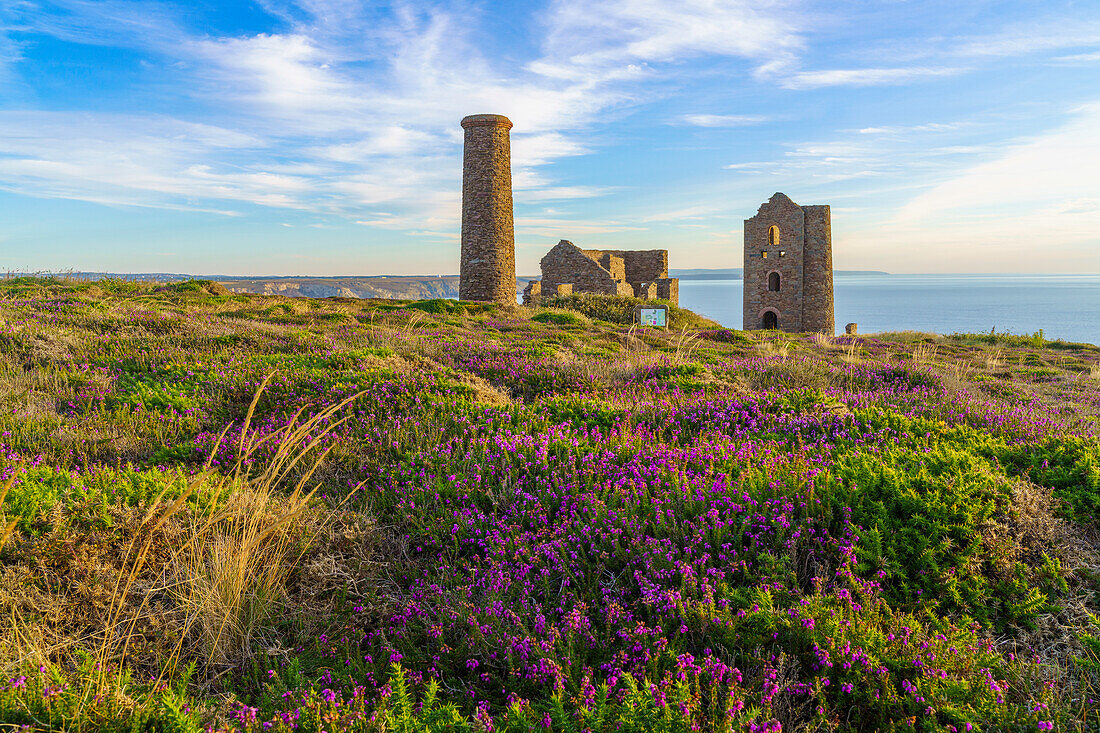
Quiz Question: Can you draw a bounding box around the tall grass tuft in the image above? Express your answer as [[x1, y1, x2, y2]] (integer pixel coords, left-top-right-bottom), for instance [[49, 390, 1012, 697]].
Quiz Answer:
[[176, 375, 363, 667], [841, 339, 861, 364], [759, 337, 790, 361], [673, 329, 700, 363], [0, 472, 16, 555], [985, 348, 1003, 371], [911, 342, 937, 364]]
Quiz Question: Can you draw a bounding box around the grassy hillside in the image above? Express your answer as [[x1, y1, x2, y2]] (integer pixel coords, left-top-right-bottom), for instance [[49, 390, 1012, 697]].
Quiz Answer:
[[0, 277, 1098, 732]]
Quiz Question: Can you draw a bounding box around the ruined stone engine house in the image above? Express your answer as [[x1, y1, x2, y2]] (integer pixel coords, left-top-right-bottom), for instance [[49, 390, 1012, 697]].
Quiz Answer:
[[743, 193, 834, 334], [523, 240, 679, 306]]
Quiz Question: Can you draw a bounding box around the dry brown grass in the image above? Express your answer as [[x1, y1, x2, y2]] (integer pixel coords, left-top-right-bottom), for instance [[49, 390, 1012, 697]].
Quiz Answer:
[[672, 329, 701, 363], [758, 337, 791, 361], [171, 377, 364, 667], [911, 342, 937, 364], [0, 474, 16, 555], [841, 339, 862, 364], [986, 349, 1004, 371], [0, 373, 370, 724]]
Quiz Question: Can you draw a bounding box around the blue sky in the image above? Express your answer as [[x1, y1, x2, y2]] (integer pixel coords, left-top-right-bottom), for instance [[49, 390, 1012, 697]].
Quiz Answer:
[[0, 0, 1098, 276]]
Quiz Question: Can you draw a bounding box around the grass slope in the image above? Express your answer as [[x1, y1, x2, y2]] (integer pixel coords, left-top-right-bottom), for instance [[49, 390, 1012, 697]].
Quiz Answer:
[[0, 277, 1098, 732]]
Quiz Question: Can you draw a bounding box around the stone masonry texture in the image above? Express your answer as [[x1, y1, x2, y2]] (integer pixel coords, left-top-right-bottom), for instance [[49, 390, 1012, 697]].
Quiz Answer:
[[535, 240, 679, 305], [743, 192, 834, 334], [522, 280, 541, 306], [460, 114, 516, 303]]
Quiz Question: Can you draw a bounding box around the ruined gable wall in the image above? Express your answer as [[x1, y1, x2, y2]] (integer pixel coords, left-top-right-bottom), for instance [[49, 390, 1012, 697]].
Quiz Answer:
[[743, 194, 805, 332], [538, 243, 670, 301], [540, 242, 620, 295]]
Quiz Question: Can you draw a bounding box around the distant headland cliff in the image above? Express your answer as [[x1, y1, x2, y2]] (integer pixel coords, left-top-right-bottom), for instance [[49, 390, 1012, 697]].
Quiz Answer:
[[9, 269, 888, 300]]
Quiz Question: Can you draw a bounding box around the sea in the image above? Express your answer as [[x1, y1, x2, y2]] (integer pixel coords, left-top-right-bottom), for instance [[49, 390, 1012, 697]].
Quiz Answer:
[[678, 274, 1100, 346]]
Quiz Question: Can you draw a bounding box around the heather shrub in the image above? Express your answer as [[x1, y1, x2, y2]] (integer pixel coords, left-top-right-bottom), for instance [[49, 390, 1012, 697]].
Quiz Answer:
[[531, 308, 588, 327], [1, 288, 1096, 733], [543, 293, 719, 330], [0, 465, 218, 534], [993, 434, 1100, 524]]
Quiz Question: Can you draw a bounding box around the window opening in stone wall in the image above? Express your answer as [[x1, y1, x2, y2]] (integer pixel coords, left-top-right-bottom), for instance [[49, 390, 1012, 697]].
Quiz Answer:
[[768, 226, 779, 247], [768, 272, 780, 292], [779, 251, 786, 257], [760, 250, 767, 259], [762, 310, 778, 329]]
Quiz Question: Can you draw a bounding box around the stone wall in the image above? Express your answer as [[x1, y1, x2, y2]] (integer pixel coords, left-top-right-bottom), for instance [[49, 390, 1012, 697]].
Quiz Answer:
[[742, 192, 833, 334], [583, 249, 668, 281], [656, 278, 678, 303], [801, 205, 834, 334], [596, 253, 626, 281], [620, 250, 668, 282], [522, 279, 541, 305], [459, 114, 516, 304]]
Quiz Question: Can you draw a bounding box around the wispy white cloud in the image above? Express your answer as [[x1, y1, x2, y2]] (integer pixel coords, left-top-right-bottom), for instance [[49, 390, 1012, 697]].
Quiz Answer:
[[0, 0, 810, 228], [856, 123, 965, 134], [641, 204, 722, 223], [678, 114, 769, 127], [782, 66, 964, 90], [515, 186, 611, 202], [0, 112, 283, 211], [952, 21, 1100, 58], [536, 0, 803, 76], [515, 216, 645, 238], [833, 102, 1100, 271], [1051, 50, 1100, 64], [895, 102, 1100, 223], [723, 161, 776, 170]]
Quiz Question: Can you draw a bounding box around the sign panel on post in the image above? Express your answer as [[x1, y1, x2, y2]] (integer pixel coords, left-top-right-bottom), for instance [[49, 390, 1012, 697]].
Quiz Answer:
[[635, 305, 669, 328]]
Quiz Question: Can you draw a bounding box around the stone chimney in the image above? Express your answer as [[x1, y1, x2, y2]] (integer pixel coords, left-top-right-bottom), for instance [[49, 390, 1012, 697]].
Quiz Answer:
[[459, 114, 516, 303]]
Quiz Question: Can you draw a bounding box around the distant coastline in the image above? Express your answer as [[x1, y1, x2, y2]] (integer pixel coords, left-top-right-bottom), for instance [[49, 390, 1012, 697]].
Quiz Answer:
[[669, 269, 890, 280]]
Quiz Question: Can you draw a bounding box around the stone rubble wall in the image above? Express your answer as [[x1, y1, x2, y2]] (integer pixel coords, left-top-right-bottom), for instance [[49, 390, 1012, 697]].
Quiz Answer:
[[596, 253, 626, 281], [522, 279, 541, 306]]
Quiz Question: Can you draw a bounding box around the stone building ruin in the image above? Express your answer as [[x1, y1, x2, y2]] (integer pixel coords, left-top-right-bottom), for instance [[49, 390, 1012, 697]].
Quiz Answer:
[[522, 240, 679, 305], [743, 193, 834, 334], [459, 114, 516, 304]]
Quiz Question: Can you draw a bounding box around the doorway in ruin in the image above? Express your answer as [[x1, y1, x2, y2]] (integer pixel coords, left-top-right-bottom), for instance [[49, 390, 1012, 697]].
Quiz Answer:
[[762, 310, 778, 329]]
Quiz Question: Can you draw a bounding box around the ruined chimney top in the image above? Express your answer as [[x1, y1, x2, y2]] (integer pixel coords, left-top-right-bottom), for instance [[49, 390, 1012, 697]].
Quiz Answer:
[[461, 114, 513, 129]]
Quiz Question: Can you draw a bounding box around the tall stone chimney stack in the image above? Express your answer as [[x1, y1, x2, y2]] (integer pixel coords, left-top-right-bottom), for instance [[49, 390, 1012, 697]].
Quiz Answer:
[[459, 114, 516, 303]]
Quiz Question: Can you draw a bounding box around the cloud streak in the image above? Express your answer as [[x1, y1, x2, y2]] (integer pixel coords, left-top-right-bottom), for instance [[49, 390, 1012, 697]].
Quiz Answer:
[[0, 0, 814, 229], [781, 66, 964, 90]]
